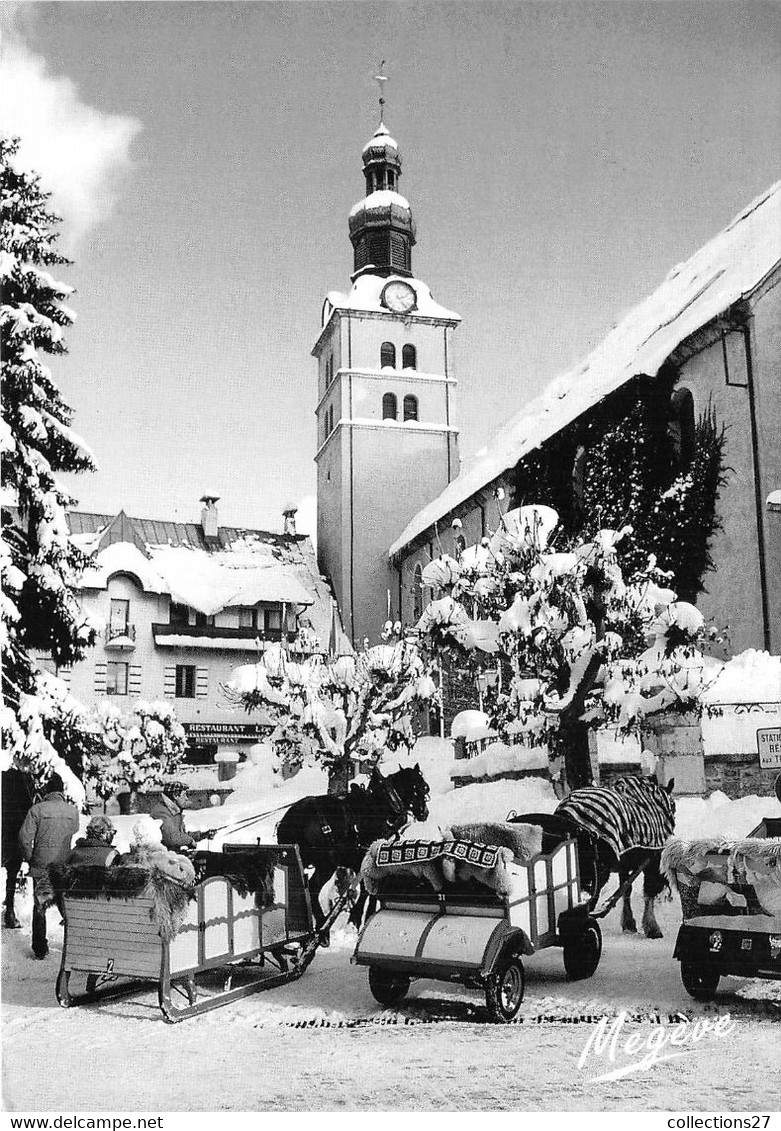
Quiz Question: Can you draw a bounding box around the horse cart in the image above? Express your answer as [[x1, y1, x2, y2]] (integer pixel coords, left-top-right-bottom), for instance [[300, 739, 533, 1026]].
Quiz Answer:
[[352, 835, 602, 1022], [53, 843, 342, 1022], [662, 817, 781, 1000]]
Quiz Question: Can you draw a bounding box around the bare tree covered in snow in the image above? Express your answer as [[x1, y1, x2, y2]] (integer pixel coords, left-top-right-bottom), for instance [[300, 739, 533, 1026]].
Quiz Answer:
[[1, 137, 99, 803], [225, 640, 437, 793]]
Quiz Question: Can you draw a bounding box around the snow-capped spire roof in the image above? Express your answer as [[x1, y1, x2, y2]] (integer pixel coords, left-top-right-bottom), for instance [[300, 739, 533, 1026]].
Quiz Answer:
[[362, 123, 399, 156]]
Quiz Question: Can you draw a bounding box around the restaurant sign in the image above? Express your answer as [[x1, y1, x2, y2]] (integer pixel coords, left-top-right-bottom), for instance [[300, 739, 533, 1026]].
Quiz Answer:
[[183, 722, 270, 746]]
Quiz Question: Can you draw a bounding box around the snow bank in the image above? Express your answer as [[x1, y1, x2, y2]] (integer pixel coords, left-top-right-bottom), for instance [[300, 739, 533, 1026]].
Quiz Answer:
[[674, 790, 781, 840], [703, 649, 781, 705], [450, 740, 548, 780]]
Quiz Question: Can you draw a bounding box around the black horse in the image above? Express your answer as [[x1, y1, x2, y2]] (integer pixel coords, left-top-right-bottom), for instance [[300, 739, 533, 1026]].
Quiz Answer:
[[276, 764, 430, 936], [511, 774, 676, 938], [2, 769, 35, 929]]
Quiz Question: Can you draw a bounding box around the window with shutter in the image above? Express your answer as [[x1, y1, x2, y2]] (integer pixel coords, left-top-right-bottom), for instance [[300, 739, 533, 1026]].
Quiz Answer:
[[128, 665, 142, 696], [382, 392, 398, 420], [163, 666, 176, 698], [175, 665, 196, 698], [94, 663, 107, 695], [403, 394, 419, 422], [195, 668, 208, 699], [402, 344, 417, 369], [380, 342, 396, 369], [106, 662, 129, 696]]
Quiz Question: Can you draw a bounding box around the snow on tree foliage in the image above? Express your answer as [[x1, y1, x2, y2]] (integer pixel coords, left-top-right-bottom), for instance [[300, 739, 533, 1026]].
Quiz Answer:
[[414, 504, 717, 789], [83, 701, 188, 801], [225, 638, 437, 792], [1, 136, 99, 803]]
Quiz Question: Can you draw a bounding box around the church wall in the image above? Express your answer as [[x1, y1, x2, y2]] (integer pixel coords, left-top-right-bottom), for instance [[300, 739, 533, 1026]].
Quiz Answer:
[[316, 427, 346, 622], [750, 277, 781, 653], [350, 425, 452, 644], [349, 372, 451, 424], [673, 321, 767, 655], [343, 313, 452, 377]]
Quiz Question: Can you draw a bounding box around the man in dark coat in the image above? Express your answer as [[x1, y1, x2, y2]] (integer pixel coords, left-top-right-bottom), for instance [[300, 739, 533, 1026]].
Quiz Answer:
[[148, 781, 201, 852], [2, 769, 33, 928], [18, 774, 79, 958]]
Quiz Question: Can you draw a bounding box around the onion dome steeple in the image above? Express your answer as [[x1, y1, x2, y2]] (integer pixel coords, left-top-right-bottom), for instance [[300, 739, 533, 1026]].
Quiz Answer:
[[348, 69, 416, 280]]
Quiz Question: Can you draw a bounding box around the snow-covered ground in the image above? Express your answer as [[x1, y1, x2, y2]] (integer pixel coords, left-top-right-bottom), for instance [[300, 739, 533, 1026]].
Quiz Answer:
[[3, 743, 781, 1111]]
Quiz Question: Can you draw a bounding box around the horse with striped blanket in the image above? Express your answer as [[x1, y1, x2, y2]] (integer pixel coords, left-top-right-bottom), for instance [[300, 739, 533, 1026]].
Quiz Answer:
[[511, 774, 676, 938]]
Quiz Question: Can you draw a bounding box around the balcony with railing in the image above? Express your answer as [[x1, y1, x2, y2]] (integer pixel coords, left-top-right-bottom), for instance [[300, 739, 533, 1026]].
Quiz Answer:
[[104, 623, 136, 649], [151, 623, 325, 654]]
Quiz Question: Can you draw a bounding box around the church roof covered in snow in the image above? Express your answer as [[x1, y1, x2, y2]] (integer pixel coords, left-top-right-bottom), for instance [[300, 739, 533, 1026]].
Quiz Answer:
[[67, 509, 349, 649], [390, 180, 781, 558]]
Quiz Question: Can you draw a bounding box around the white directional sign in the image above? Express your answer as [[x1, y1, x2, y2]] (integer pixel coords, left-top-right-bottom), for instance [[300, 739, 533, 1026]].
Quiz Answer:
[[757, 728, 781, 769]]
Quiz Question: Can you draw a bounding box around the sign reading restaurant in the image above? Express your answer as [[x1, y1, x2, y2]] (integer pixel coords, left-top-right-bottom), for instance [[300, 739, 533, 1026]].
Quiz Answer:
[[183, 722, 270, 746]]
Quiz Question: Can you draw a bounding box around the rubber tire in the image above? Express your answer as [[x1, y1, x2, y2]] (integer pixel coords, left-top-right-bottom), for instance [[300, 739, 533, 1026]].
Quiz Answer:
[[681, 962, 720, 1001], [485, 956, 525, 1022], [563, 919, 602, 981], [368, 966, 410, 1006]]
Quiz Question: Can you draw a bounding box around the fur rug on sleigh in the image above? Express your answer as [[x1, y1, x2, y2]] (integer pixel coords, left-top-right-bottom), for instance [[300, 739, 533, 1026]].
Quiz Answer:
[[661, 836, 781, 918], [48, 863, 196, 941]]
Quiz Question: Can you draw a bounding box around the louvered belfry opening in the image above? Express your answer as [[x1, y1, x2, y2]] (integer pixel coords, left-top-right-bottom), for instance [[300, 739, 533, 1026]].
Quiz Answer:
[[349, 124, 416, 279]]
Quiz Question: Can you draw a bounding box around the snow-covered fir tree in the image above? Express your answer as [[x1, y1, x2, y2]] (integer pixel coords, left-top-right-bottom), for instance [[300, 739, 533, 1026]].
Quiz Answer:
[[226, 639, 437, 793], [1, 137, 99, 803]]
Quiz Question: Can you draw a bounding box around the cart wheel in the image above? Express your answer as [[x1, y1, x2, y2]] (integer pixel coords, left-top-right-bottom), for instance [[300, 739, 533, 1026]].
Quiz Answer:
[[485, 956, 525, 1022], [680, 962, 720, 1001], [368, 966, 410, 1006], [563, 919, 602, 981]]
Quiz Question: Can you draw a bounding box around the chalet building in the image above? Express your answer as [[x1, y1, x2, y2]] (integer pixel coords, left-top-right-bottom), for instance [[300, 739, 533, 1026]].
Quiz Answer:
[[386, 181, 781, 666], [40, 497, 347, 788]]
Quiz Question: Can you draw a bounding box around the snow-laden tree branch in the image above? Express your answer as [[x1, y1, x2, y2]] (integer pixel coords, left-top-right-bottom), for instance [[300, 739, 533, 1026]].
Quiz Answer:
[[223, 638, 437, 791], [414, 504, 719, 786]]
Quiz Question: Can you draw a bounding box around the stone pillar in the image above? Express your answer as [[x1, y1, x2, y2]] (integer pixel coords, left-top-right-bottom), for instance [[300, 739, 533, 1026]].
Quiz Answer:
[[641, 710, 705, 795]]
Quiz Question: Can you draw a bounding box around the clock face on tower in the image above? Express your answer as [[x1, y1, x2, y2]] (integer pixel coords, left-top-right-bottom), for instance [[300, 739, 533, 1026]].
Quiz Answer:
[[381, 280, 417, 314]]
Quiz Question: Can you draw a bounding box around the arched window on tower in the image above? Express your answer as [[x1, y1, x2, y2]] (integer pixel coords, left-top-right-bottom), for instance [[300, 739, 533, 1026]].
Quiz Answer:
[[668, 388, 695, 467], [402, 344, 417, 369], [413, 563, 424, 622], [403, 394, 419, 422], [380, 342, 396, 369], [382, 392, 398, 421]]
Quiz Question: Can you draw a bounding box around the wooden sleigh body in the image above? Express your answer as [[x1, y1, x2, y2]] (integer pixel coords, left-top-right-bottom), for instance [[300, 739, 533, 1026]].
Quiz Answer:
[[55, 844, 315, 1022]]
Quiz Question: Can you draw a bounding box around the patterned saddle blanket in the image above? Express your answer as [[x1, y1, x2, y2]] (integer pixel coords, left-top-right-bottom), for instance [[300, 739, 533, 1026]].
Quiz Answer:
[[374, 838, 499, 871]]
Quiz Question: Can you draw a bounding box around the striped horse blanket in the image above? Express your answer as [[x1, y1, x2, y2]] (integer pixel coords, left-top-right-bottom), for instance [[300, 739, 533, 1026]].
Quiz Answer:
[[555, 776, 675, 860]]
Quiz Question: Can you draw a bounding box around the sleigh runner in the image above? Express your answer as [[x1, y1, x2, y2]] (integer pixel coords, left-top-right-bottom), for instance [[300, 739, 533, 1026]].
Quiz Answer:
[[353, 834, 601, 1021], [54, 844, 323, 1022]]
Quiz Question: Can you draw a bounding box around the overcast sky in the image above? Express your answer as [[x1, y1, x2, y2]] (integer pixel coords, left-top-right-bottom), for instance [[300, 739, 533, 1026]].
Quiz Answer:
[[2, 1, 779, 536]]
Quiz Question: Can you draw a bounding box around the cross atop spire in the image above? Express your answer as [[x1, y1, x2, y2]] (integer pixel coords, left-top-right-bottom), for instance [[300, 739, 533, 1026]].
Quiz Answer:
[[374, 61, 388, 125]]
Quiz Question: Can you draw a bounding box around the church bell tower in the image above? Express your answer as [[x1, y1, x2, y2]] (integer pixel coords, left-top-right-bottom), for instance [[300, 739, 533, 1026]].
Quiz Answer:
[[314, 74, 461, 645]]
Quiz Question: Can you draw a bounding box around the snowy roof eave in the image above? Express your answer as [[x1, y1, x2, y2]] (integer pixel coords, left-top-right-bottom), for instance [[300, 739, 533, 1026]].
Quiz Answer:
[[389, 180, 781, 559]]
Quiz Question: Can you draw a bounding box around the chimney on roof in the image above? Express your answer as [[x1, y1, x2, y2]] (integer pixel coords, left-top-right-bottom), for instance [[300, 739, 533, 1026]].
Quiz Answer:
[[200, 494, 220, 543], [282, 503, 298, 537]]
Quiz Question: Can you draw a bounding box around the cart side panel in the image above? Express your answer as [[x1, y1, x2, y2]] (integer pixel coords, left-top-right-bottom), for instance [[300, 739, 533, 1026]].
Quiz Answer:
[[63, 895, 162, 978]]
